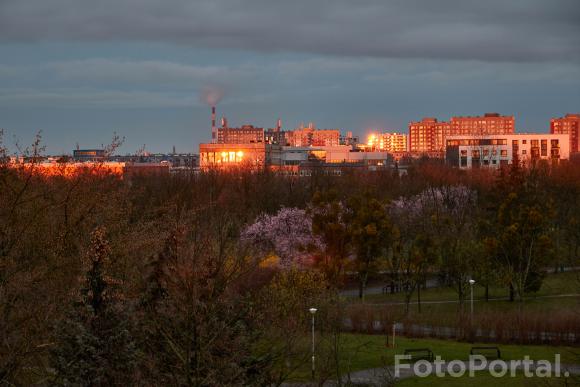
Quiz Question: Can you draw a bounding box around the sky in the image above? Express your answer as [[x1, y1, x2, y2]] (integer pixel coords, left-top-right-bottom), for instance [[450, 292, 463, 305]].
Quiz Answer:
[[1, 0, 579, 155]]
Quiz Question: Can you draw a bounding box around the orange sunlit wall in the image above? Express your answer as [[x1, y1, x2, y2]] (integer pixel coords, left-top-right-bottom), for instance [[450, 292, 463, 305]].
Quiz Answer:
[[551, 114, 580, 153], [8, 161, 125, 178], [199, 143, 267, 169]]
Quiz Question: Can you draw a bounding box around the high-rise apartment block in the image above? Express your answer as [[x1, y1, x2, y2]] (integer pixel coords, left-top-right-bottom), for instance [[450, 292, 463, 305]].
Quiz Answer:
[[551, 114, 580, 153], [409, 113, 515, 154], [367, 132, 407, 152]]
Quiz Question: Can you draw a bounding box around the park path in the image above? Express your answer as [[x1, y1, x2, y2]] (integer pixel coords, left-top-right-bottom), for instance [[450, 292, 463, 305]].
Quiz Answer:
[[282, 362, 580, 386], [340, 267, 580, 298], [364, 292, 580, 306]]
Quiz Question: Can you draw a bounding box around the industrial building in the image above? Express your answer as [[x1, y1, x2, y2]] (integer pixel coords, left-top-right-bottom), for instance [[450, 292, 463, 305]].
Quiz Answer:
[[445, 133, 569, 169]]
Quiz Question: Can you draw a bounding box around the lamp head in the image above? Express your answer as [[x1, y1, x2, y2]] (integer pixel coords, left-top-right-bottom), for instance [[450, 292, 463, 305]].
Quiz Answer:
[[309, 307, 318, 315], [468, 279, 475, 285]]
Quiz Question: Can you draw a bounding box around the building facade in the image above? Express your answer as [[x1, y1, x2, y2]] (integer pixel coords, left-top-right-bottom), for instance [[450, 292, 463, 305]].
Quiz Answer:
[[199, 143, 270, 169], [73, 149, 106, 161], [445, 133, 569, 169], [450, 113, 514, 135], [285, 128, 341, 147], [409, 113, 515, 154], [217, 125, 264, 144], [551, 113, 580, 154], [367, 132, 407, 152]]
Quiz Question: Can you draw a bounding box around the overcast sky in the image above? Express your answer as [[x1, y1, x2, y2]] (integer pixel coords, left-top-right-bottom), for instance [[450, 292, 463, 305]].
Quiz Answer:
[[1, 0, 579, 154]]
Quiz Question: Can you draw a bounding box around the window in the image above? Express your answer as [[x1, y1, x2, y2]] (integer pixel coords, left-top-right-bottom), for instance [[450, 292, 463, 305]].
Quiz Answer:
[[522, 150, 527, 155], [541, 140, 548, 156], [522, 140, 527, 144], [501, 150, 508, 157]]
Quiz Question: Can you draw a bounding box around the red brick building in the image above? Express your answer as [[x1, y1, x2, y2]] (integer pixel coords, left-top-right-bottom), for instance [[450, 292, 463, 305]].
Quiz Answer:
[[551, 114, 580, 153], [286, 128, 340, 147], [409, 113, 515, 154], [217, 125, 264, 144]]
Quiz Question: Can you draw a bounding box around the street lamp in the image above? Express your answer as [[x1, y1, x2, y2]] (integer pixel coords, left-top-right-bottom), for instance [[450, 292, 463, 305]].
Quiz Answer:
[[468, 279, 476, 318], [309, 307, 317, 380]]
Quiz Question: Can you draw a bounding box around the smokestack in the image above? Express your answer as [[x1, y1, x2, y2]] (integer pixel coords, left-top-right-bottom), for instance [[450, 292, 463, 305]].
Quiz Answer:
[[211, 106, 216, 143], [221, 116, 228, 129], [276, 118, 282, 132]]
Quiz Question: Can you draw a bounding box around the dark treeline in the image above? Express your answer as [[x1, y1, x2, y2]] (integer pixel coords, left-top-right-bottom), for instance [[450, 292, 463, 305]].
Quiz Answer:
[[1, 136, 580, 385]]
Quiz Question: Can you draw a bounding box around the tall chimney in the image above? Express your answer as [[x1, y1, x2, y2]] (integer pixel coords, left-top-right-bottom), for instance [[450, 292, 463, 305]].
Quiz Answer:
[[211, 106, 216, 143], [276, 118, 282, 132]]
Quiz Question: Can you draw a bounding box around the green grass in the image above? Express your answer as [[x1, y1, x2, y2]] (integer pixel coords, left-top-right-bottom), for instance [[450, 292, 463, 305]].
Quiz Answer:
[[396, 371, 576, 386], [358, 271, 580, 304], [344, 271, 580, 327], [287, 334, 580, 381]]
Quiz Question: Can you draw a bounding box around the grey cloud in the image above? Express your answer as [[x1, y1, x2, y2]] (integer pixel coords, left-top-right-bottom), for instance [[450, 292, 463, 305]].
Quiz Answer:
[[0, 0, 579, 62], [0, 88, 199, 108], [47, 59, 253, 85]]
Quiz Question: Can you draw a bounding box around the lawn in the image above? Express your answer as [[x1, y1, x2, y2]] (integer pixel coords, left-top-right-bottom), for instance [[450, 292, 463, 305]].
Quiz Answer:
[[357, 271, 579, 304], [343, 271, 580, 328], [287, 334, 580, 382], [396, 371, 577, 386]]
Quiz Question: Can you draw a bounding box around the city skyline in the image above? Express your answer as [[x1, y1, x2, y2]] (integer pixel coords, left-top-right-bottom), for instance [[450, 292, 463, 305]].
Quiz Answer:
[[1, 0, 579, 154]]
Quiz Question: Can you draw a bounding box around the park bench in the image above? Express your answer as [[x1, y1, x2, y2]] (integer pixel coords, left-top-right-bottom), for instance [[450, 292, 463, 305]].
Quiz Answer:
[[403, 348, 434, 362], [470, 346, 501, 359]]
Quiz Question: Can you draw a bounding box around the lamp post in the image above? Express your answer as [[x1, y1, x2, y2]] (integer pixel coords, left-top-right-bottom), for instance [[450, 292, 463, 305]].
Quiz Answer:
[[468, 279, 475, 319], [309, 307, 317, 380]]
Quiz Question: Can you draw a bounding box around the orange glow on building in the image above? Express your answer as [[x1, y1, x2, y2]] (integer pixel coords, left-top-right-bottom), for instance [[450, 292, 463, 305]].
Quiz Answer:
[[551, 113, 580, 153], [286, 128, 340, 147], [367, 132, 407, 152], [6, 161, 170, 179], [409, 113, 514, 154], [199, 143, 267, 169], [8, 161, 125, 178]]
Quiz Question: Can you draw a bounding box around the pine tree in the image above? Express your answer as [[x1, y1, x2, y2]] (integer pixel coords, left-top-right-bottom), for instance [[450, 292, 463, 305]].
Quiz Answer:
[[50, 227, 138, 386]]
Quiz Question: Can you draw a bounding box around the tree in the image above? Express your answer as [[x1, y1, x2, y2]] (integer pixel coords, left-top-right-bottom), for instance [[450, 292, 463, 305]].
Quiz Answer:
[[240, 207, 323, 269], [137, 213, 274, 386], [491, 190, 554, 303], [50, 227, 138, 386], [347, 194, 392, 301], [309, 191, 352, 286], [390, 195, 437, 314]]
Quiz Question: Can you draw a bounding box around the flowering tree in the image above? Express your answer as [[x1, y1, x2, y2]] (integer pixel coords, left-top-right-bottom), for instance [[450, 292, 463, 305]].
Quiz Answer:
[[391, 185, 478, 310], [241, 207, 323, 269]]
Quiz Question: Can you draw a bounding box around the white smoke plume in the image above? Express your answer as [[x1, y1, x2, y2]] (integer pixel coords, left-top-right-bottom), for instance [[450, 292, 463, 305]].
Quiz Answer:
[[200, 85, 225, 106]]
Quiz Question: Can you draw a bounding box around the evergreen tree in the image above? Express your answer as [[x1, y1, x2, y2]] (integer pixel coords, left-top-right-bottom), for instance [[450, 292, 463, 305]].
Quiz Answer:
[[50, 227, 138, 386]]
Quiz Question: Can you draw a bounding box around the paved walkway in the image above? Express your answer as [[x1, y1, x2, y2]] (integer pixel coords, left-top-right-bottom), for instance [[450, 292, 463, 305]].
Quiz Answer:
[[283, 362, 580, 386], [364, 292, 580, 306]]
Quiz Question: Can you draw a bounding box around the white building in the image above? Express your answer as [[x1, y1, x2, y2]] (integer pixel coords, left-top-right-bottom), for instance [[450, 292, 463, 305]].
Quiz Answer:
[[279, 145, 391, 166], [445, 133, 569, 168]]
